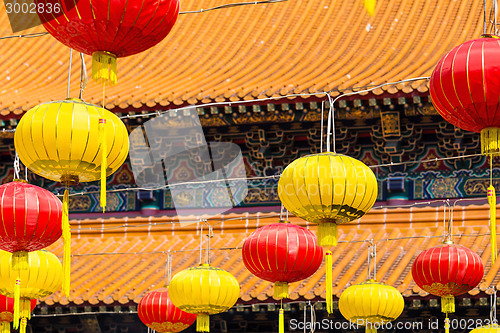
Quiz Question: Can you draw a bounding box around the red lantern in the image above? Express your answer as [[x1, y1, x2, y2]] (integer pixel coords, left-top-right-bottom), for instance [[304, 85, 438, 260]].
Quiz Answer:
[[36, 0, 180, 85], [138, 288, 197, 333], [430, 35, 500, 154], [411, 242, 484, 314], [242, 222, 323, 299], [0, 294, 36, 333], [0, 180, 62, 257]]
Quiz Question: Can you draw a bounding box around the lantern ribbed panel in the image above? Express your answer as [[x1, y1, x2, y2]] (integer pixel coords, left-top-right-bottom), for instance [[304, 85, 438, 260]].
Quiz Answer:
[[0, 181, 62, 253], [339, 280, 404, 327], [278, 153, 378, 224], [0, 250, 62, 299], [242, 223, 323, 283], [470, 325, 500, 332], [169, 265, 240, 316], [14, 99, 129, 184], [430, 37, 500, 134], [411, 244, 484, 297], [138, 288, 197, 333], [37, 0, 180, 58]]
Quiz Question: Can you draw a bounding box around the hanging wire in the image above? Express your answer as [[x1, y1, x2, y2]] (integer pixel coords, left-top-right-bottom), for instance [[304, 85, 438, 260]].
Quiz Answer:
[[199, 223, 204, 265], [303, 301, 316, 333], [366, 240, 376, 280], [320, 101, 324, 152], [67, 49, 73, 99], [13, 152, 20, 179], [79, 53, 88, 100], [325, 94, 336, 153], [485, 0, 488, 34], [164, 251, 172, 286], [491, 287, 498, 325], [206, 224, 213, 265]]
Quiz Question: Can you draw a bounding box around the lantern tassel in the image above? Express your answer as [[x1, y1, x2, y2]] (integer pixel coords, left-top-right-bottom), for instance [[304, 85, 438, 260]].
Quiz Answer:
[[0, 322, 9, 333], [274, 282, 289, 299], [62, 189, 71, 297], [318, 223, 338, 247], [12, 251, 29, 271], [279, 308, 284, 333], [99, 117, 107, 212], [325, 250, 333, 314], [92, 51, 117, 86], [21, 299, 32, 320], [441, 296, 455, 313], [481, 127, 500, 154], [364, 0, 376, 16], [366, 328, 377, 333], [13, 278, 20, 329], [196, 314, 210, 332], [20, 317, 27, 333], [489, 185, 498, 264]]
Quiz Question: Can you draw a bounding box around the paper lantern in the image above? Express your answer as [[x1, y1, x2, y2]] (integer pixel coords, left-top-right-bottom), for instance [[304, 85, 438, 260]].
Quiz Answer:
[[430, 35, 500, 155], [0, 180, 62, 253], [14, 99, 129, 188], [339, 280, 404, 333], [169, 265, 240, 332], [36, 0, 179, 85], [0, 294, 36, 333], [471, 325, 500, 333], [138, 287, 197, 333], [242, 222, 323, 298], [278, 152, 377, 246], [0, 250, 62, 331], [411, 242, 484, 314]]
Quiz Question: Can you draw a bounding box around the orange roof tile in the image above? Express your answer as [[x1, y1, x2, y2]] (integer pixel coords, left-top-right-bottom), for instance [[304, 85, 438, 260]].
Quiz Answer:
[[0, 0, 492, 115], [41, 203, 499, 306]]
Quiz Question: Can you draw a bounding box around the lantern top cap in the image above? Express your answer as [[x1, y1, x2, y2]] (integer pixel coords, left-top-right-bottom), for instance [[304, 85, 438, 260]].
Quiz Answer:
[[443, 239, 454, 245], [12, 179, 28, 184], [481, 34, 500, 39]]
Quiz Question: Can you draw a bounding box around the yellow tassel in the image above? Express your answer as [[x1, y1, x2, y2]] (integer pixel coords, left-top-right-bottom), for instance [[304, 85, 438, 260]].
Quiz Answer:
[[489, 185, 498, 264], [92, 51, 117, 86], [279, 308, 284, 333], [481, 127, 500, 154], [318, 223, 338, 247], [0, 322, 9, 333], [274, 282, 289, 299], [20, 317, 26, 333], [62, 189, 71, 297], [196, 314, 210, 332], [13, 278, 20, 329], [21, 299, 32, 320], [12, 251, 29, 271], [99, 117, 107, 212], [366, 328, 377, 333], [364, 0, 376, 16], [444, 315, 450, 333], [441, 296, 455, 314], [325, 250, 333, 314]]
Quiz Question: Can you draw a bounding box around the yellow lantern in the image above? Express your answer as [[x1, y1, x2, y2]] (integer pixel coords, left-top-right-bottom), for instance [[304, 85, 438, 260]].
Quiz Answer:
[[0, 250, 62, 333], [169, 264, 240, 332], [14, 98, 129, 201], [278, 152, 377, 247], [14, 99, 129, 295], [339, 280, 404, 333], [471, 325, 500, 332]]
